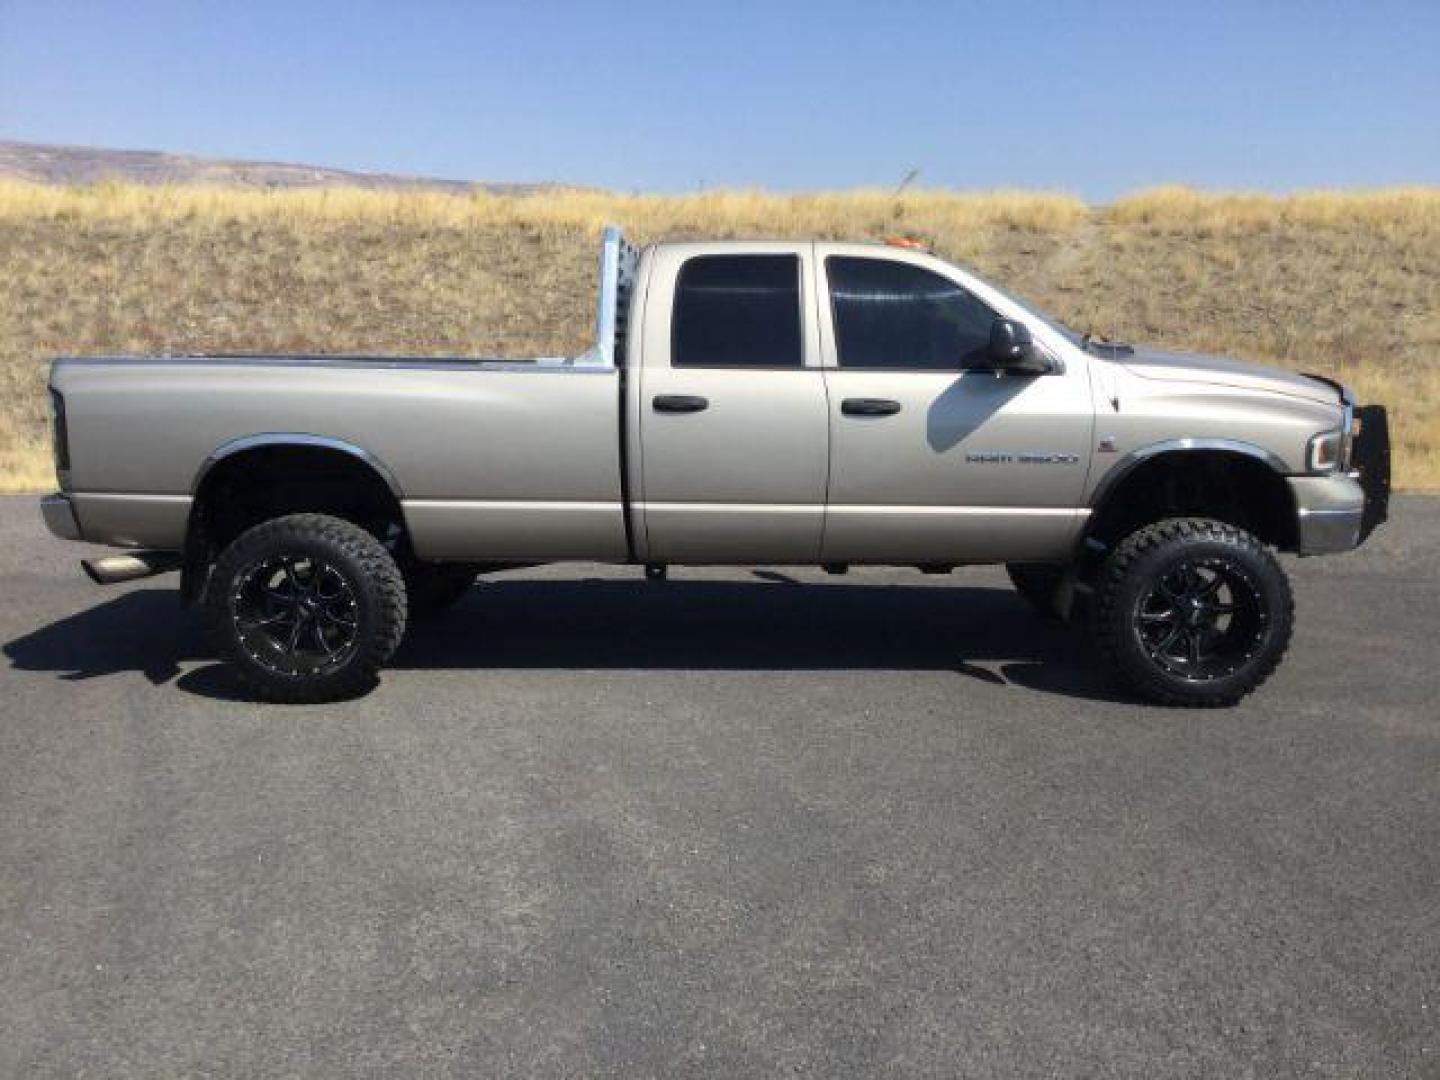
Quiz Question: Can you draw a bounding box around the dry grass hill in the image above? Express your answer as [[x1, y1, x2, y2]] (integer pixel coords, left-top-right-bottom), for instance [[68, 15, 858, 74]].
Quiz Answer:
[[0, 175, 1436, 491]]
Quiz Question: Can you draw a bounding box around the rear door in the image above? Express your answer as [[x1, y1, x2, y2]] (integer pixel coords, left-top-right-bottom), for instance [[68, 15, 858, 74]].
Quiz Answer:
[[635, 244, 829, 562], [817, 247, 1094, 563]]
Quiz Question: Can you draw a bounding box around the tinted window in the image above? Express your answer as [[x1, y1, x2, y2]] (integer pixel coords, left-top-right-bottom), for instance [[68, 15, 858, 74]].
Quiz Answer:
[[672, 255, 802, 368], [827, 257, 997, 370]]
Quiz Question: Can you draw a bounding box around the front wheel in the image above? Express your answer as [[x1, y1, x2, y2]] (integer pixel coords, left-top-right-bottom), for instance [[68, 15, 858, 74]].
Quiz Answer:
[[205, 513, 408, 703], [1094, 518, 1293, 707]]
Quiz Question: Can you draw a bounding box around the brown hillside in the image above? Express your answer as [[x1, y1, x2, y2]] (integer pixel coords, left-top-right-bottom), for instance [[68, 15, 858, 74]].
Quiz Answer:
[[1, 182, 1436, 490]]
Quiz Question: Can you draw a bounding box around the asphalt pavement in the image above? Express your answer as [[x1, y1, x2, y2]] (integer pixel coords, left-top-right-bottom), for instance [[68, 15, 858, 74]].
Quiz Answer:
[[1, 494, 1436, 1078]]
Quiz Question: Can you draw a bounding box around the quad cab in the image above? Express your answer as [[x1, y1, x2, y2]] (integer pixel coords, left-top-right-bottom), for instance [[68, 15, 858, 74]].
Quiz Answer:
[[42, 228, 1390, 703]]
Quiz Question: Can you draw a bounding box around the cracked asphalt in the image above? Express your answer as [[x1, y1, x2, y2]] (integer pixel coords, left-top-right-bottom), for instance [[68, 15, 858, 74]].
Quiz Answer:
[[1, 494, 1436, 1077]]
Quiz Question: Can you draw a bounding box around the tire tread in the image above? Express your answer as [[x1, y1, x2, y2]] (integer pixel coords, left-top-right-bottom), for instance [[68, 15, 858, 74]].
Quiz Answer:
[[205, 513, 407, 703], [1094, 517, 1293, 707]]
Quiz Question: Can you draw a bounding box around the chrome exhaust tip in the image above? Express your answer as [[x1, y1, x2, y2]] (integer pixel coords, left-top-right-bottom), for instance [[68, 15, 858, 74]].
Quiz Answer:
[[82, 551, 182, 585]]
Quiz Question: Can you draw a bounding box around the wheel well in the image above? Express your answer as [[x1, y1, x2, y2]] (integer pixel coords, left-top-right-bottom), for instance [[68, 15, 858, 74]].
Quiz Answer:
[[185, 444, 405, 598], [1085, 450, 1297, 556]]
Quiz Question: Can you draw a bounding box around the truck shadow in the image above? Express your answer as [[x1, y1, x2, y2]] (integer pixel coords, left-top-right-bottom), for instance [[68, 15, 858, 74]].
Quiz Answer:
[[3, 578, 1137, 705]]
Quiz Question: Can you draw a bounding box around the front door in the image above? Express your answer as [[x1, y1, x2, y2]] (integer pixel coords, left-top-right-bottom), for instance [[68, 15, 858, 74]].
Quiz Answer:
[[636, 245, 830, 563], [817, 250, 1094, 563]]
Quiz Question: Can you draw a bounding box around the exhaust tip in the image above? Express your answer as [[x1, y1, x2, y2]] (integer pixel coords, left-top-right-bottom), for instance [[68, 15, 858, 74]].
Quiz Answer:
[[82, 552, 182, 585]]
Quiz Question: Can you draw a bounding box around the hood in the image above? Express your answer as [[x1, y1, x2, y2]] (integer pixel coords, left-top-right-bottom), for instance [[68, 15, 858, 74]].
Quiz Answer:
[[1117, 347, 1340, 405]]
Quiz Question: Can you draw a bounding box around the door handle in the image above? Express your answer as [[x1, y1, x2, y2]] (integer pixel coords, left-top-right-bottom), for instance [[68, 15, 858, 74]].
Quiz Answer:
[[841, 397, 902, 417], [653, 394, 709, 413]]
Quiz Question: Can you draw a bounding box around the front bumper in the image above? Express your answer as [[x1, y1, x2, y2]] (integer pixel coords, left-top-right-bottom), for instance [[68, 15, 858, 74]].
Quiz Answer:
[[40, 493, 83, 541], [1289, 475, 1364, 555], [1288, 404, 1391, 556]]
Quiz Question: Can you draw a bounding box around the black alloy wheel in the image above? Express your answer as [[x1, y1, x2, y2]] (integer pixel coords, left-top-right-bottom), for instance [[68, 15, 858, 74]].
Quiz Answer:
[[1134, 557, 1267, 681], [1094, 517, 1294, 707], [231, 554, 362, 676], [206, 513, 407, 702]]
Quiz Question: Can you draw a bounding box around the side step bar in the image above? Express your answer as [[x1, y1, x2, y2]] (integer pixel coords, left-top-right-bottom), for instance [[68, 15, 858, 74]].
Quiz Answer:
[[82, 551, 182, 585]]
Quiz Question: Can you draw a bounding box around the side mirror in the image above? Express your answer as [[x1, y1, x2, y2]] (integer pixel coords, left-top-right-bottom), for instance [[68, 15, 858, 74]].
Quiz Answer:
[[986, 318, 1052, 375]]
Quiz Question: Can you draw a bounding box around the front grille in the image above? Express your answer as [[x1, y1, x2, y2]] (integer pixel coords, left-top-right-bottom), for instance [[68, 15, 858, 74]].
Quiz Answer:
[[1352, 405, 1391, 541]]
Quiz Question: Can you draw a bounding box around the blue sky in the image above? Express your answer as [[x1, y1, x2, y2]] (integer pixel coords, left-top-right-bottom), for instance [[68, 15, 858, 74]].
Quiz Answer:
[[2, 0, 1437, 199]]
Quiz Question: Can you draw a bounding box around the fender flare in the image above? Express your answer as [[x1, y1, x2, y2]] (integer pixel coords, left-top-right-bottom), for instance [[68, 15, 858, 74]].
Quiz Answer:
[[190, 433, 406, 501], [1087, 437, 1291, 511], [181, 434, 406, 607]]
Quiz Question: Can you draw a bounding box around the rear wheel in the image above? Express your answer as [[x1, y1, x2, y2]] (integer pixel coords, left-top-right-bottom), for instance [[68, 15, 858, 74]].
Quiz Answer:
[[205, 513, 407, 703], [1094, 518, 1293, 707]]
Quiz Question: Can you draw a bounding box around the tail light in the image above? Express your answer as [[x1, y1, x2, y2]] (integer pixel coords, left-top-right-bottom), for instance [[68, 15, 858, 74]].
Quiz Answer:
[[50, 388, 70, 482]]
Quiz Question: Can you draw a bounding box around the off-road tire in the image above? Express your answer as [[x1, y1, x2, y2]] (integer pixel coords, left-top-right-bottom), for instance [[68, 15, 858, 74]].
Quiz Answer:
[[403, 563, 478, 620], [1094, 518, 1293, 707], [1006, 563, 1064, 619], [205, 513, 407, 703]]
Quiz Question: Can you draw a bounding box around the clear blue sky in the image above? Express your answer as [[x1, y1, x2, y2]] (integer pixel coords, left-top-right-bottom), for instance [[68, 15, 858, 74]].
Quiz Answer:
[[2, 0, 1437, 199]]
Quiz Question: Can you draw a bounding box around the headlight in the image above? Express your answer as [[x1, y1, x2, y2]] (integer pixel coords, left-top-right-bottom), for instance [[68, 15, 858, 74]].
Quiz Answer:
[[1307, 428, 1342, 473]]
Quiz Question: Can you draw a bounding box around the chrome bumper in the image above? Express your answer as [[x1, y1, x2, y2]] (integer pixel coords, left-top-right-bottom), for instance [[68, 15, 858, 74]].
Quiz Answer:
[[40, 493, 83, 542], [1288, 475, 1365, 555]]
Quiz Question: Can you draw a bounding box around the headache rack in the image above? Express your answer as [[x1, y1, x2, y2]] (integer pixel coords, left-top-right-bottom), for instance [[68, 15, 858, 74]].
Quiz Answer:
[[574, 225, 641, 369]]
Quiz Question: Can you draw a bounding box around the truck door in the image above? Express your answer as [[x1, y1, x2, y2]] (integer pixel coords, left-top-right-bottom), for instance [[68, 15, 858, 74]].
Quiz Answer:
[[634, 244, 829, 562], [817, 248, 1093, 563]]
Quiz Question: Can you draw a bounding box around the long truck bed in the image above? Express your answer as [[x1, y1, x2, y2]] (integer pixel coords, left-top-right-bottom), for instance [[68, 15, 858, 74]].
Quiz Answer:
[[49, 229, 641, 559]]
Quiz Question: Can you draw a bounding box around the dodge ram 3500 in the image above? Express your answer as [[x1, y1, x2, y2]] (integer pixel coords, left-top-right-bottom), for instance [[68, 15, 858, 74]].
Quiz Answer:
[[41, 227, 1390, 704]]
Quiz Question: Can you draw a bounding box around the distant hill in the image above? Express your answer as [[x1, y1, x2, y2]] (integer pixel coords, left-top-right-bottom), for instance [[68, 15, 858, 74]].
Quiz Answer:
[[0, 140, 560, 194]]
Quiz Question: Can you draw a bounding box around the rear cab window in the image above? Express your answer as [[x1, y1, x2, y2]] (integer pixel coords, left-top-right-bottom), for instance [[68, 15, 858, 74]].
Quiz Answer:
[[672, 255, 803, 368]]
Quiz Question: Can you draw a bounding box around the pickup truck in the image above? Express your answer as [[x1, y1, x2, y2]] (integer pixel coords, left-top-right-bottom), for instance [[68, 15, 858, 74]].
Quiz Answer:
[[41, 227, 1390, 705]]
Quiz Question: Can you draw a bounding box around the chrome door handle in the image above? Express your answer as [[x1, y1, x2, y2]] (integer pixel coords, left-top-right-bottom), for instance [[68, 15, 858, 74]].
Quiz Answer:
[[841, 398, 902, 417]]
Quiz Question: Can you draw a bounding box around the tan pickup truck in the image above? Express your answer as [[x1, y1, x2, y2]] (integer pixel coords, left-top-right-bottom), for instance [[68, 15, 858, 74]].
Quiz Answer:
[[41, 227, 1390, 704]]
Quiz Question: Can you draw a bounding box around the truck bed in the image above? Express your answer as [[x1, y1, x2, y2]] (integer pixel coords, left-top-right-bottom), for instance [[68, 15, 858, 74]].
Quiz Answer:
[[52, 356, 630, 558], [48, 228, 641, 559]]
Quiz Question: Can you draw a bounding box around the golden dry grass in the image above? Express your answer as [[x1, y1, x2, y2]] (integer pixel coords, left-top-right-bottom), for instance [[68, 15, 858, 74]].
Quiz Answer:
[[1, 180, 1436, 491]]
